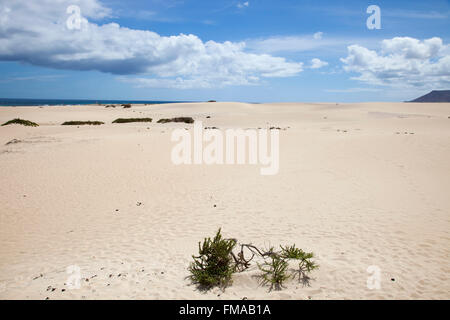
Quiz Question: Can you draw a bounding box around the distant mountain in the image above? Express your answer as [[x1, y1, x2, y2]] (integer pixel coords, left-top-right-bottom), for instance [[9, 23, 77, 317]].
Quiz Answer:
[[409, 90, 450, 102]]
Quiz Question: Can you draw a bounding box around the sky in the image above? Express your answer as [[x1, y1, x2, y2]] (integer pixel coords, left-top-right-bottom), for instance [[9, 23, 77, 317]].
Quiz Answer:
[[0, 0, 449, 102]]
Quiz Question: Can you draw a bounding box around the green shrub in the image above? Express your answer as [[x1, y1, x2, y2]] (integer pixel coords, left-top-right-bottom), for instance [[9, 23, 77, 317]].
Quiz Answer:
[[280, 244, 318, 285], [281, 244, 317, 272], [112, 118, 153, 124], [2, 118, 39, 127], [62, 121, 104, 125], [188, 229, 318, 292], [157, 117, 194, 124], [258, 254, 290, 291], [188, 229, 237, 289]]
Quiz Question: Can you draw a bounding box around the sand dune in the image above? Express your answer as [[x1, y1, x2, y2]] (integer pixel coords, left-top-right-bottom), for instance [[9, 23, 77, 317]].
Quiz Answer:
[[0, 102, 449, 299]]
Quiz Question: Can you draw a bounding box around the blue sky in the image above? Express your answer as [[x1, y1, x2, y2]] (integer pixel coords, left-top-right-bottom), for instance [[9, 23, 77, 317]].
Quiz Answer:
[[0, 0, 449, 102]]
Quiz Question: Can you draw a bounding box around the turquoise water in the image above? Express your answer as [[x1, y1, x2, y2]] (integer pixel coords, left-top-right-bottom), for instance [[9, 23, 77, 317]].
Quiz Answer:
[[0, 98, 190, 106]]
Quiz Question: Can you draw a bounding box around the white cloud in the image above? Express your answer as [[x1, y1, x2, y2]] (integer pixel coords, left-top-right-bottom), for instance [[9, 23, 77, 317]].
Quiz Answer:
[[247, 34, 379, 54], [0, 75, 66, 83], [237, 2, 250, 9], [118, 75, 258, 90], [248, 35, 331, 53], [384, 9, 449, 19], [341, 37, 450, 88], [0, 0, 302, 89], [324, 87, 381, 93], [310, 58, 328, 69], [313, 32, 323, 40]]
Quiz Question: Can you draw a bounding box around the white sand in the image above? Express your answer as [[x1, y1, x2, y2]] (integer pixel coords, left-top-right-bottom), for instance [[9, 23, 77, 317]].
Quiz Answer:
[[0, 102, 449, 299]]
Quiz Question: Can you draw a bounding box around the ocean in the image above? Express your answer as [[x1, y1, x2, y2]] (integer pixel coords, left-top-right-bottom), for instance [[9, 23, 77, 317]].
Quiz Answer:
[[0, 98, 189, 107]]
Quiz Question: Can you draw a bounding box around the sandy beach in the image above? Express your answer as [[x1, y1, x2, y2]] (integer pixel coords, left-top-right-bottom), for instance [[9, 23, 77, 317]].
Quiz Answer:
[[0, 101, 449, 300]]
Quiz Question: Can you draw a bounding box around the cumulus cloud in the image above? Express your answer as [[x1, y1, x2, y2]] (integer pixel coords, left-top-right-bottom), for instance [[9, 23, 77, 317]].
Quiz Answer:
[[0, 0, 302, 89], [310, 58, 328, 69], [341, 37, 450, 88]]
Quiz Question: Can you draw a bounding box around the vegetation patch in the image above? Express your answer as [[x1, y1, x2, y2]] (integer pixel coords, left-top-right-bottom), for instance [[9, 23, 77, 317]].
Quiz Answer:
[[189, 229, 237, 289], [188, 229, 318, 291], [157, 117, 194, 124], [62, 121, 104, 126], [2, 118, 39, 127], [112, 118, 153, 124]]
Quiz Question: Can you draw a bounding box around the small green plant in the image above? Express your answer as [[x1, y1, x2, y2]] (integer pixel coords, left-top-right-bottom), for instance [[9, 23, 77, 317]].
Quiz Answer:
[[188, 229, 237, 289], [157, 117, 194, 124], [62, 121, 104, 125], [2, 118, 39, 127], [188, 229, 318, 292], [258, 254, 290, 291], [281, 244, 318, 273], [112, 118, 153, 124]]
